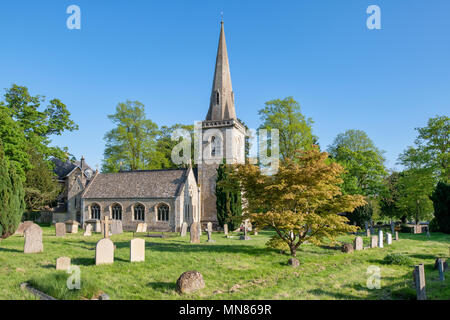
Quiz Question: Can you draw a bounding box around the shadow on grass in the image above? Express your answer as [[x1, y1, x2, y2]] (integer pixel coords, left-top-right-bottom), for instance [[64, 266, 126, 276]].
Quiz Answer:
[[147, 281, 177, 292], [0, 247, 22, 253]]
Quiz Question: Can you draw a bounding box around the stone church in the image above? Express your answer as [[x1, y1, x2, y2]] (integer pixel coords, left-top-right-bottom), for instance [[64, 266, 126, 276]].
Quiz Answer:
[[52, 21, 245, 232]]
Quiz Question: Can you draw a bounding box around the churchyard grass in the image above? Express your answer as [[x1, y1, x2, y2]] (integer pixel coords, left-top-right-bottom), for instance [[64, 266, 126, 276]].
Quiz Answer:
[[0, 225, 449, 300]]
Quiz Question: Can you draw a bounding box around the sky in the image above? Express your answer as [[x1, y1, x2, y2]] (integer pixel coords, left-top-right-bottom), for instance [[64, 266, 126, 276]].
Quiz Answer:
[[0, 0, 449, 171]]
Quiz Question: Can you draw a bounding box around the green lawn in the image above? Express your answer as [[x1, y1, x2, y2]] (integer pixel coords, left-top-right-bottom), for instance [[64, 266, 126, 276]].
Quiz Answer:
[[0, 226, 449, 300]]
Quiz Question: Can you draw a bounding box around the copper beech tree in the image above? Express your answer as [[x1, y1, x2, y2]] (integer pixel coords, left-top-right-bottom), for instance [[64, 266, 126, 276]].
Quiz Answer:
[[233, 147, 366, 257]]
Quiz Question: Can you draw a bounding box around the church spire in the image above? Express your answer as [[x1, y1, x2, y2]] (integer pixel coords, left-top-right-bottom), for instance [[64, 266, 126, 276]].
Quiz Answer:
[[206, 20, 236, 121]]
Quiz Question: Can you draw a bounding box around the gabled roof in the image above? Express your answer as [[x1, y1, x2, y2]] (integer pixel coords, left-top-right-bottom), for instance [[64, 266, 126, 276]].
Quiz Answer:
[[82, 168, 189, 199], [51, 158, 93, 180]]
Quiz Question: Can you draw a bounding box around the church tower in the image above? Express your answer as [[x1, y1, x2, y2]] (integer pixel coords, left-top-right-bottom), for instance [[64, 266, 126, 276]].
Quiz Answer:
[[199, 21, 246, 227]]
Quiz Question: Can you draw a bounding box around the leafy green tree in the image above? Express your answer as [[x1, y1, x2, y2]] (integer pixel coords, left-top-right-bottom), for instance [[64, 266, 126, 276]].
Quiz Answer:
[[156, 124, 194, 169], [216, 164, 242, 230], [346, 202, 373, 228], [380, 171, 408, 222], [258, 97, 316, 162], [102, 101, 159, 172], [0, 141, 25, 239], [430, 181, 450, 233]]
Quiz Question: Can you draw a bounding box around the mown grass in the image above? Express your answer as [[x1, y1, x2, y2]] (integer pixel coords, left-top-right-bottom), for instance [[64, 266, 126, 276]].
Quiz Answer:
[[0, 226, 449, 300]]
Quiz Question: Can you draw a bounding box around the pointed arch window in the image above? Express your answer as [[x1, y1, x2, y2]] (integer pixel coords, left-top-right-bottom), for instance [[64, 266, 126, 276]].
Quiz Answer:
[[211, 136, 222, 157], [91, 204, 101, 220], [215, 90, 220, 105], [112, 203, 122, 220], [157, 203, 169, 222], [134, 203, 145, 221]]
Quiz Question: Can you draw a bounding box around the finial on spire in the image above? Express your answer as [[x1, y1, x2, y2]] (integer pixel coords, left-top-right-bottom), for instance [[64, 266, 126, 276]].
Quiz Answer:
[[220, 11, 224, 23]]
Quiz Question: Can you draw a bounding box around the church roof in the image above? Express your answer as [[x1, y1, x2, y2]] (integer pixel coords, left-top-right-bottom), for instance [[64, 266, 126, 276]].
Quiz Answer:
[[206, 21, 237, 121], [81, 168, 189, 199], [51, 157, 93, 180]]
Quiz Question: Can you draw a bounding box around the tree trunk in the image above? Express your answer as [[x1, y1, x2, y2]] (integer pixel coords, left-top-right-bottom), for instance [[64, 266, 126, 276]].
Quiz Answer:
[[289, 245, 297, 257]]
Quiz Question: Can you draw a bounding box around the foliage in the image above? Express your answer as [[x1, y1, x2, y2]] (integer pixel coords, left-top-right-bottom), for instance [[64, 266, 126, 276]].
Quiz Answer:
[[258, 97, 316, 162], [155, 123, 194, 169], [102, 101, 159, 172], [346, 201, 373, 228], [0, 141, 25, 239], [430, 181, 450, 234], [429, 218, 440, 232], [232, 147, 366, 256], [383, 253, 413, 266], [328, 129, 387, 197], [380, 172, 406, 221], [216, 164, 242, 230]]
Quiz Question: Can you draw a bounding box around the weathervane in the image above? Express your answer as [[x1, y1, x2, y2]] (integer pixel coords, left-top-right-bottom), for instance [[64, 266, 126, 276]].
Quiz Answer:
[[221, 11, 224, 23]]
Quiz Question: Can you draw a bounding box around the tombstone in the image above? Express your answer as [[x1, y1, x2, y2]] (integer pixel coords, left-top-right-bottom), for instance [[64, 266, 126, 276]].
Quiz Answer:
[[130, 238, 145, 262], [190, 222, 200, 244], [386, 233, 392, 245], [207, 230, 215, 243], [390, 221, 395, 236], [240, 226, 251, 240], [95, 238, 114, 265], [437, 258, 445, 282], [354, 236, 363, 251], [413, 264, 426, 300], [24, 224, 43, 254], [55, 222, 66, 237], [15, 221, 34, 236], [101, 216, 112, 238], [223, 224, 228, 235], [207, 222, 213, 233], [369, 220, 375, 234], [135, 223, 148, 233], [341, 243, 354, 253], [65, 220, 79, 234], [370, 236, 378, 248], [366, 229, 371, 238], [180, 222, 188, 237], [83, 224, 93, 236], [110, 220, 123, 235], [378, 230, 384, 248], [395, 231, 399, 241], [56, 257, 71, 271]]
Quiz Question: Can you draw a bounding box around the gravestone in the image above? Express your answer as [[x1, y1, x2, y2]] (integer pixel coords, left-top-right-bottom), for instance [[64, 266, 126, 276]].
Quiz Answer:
[[386, 233, 392, 245], [426, 227, 430, 238], [378, 230, 384, 248], [240, 226, 250, 240], [370, 236, 378, 248], [84, 224, 92, 236], [223, 224, 228, 235], [341, 243, 354, 253], [390, 221, 395, 236], [130, 238, 145, 262], [65, 220, 79, 234], [101, 216, 112, 238], [207, 230, 215, 243], [135, 223, 147, 233], [413, 264, 426, 300], [395, 231, 399, 241], [366, 229, 371, 238], [111, 220, 123, 235], [55, 223, 66, 237], [24, 224, 43, 254], [354, 236, 363, 251], [15, 221, 34, 236], [434, 258, 448, 272], [176, 271, 205, 294], [190, 222, 200, 244], [207, 222, 213, 233], [369, 220, 375, 234], [288, 258, 300, 267], [436, 258, 445, 282], [56, 257, 71, 271], [180, 222, 188, 237], [95, 238, 114, 265]]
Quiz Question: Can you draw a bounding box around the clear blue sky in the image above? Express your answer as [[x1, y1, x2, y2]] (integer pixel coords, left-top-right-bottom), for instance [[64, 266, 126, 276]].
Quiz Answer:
[[0, 0, 449, 171]]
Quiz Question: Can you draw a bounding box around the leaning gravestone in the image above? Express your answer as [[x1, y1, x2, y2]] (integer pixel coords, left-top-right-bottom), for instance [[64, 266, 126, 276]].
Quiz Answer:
[[224, 224, 228, 235], [190, 222, 200, 244], [386, 233, 392, 245], [84, 224, 93, 236], [413, 264, 427, 300], [135, 223, 147, 233], [370, 235, 378, 248], [130, 238, 145, 262], [180, 222, 188, 237], [56, 257, 71, 271], [111, 220, 123, 235], [354, 236, 363, 251], [378, 230, 384, 248], [24, 224, 43, 254], [55, 222, 66, 237], [95, 238, 114, 265], [15, 221, 34, 236]]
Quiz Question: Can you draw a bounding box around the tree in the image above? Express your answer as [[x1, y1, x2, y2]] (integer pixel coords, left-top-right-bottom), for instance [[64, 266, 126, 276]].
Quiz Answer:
[[328, 129, 387, 197], [155, 124, 194, 169], [258, 97, 316, 162], [380, 171, 408, 222], [430, 182, 450, 234], [0, 141, 25, 239], [232, 147, 366, 257], [346, 202, 373, 228], [102, 101, 159, 172], [216, 163, 242, 230]]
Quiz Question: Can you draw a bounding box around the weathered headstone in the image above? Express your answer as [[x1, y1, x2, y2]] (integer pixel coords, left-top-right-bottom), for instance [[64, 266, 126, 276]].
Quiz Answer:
[[190, 222, 200, 244], [426, 227, 430, 238], [390, 221, 395, 236], [83, 224, 92, 236], [223, 223, 228, 235], [65, 220, 79, 234], [95, 238, 114, 265], [56, 257, 71, 271], [369, 220, 375, 234], [130, 238, 145, 262], [366, 229, 371, 238], [15, 221, 34, 236], [341, 243, 354, 253], [288, 258, 299, 267], [180, 222, 188, 237], [434, 258, 448, 272], [207, 222, 213, 233], [413, 264, 426, 300], [55, 222, 66, 237], [135, 223, 147, 233], [24, 224, 43, 254], [437, 258, 445, 282], [354, 236, 363, 251], [176, 271, 205, 294], [395, 231, 399, 241], [386, 233, 392, 245], [370, 235, 378, 248], [111, 220, 123, 235], [240, 226, 250, 240], [378, 230, 384, 248]]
